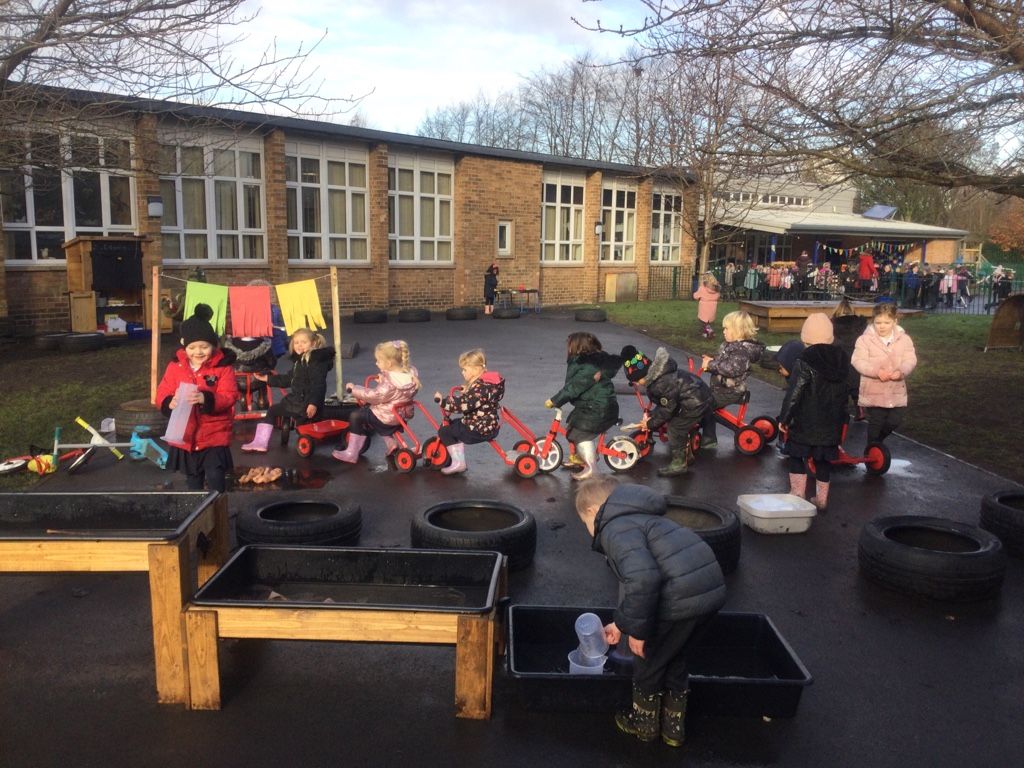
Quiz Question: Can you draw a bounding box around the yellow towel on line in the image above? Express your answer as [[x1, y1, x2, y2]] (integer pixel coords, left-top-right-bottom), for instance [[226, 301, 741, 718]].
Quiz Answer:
[[275, 279, 327, 336]]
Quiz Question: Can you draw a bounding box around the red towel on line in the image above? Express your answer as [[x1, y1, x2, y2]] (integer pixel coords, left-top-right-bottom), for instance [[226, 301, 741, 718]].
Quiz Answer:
[[228, 285, 273, 337]]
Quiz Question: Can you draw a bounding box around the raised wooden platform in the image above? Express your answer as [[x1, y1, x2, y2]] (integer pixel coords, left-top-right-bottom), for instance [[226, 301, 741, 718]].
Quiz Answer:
[[738, 300, 923, 333]]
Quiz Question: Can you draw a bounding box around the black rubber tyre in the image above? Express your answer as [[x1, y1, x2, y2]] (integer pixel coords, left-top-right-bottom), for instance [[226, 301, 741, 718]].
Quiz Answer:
[[59, 332, 105, 352], [353, 309, 388, 324], [236, 499, 362, 546], [34, 332, 73, 351], [445, 307, 478, 320], [574, 308, 607, 322], [492, 307, 520, 319], [296, 436, 314, 458], [113, 399, 170, 439], [411, 500, 537, 571], [980, 491, 1024, 558], [858, 515, 1006, 602], [339, 342, 360, 359], [398, 308, 431, 322], [664, 497, 742, 575]]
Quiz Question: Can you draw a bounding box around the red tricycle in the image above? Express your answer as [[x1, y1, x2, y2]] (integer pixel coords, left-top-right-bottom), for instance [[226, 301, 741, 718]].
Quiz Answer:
[[524, 407, 642, 473], [806, 423, 892, 476], [692, 358, 778, 455], [626, 383, 702, 464]]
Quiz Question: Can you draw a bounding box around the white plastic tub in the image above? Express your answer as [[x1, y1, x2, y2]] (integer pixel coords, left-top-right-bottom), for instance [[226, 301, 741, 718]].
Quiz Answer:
[[736, 494, 817, 534]]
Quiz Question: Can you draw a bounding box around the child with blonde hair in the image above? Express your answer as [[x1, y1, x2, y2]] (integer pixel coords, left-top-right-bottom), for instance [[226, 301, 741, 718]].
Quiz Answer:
[[332, 340, 420, 463], [693, 272, 721, 339], [432, 348, 505, 474], [700, 311, 765, 449], [242, 328, 333, 453]]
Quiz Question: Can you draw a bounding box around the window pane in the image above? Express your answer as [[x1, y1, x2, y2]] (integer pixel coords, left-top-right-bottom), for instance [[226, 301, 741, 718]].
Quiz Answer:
[[328, 189, 346, 234], [626, 191, 636, 208], [301, 158, 319, 184], [285, 156, 298, 183], [437, 241, 451, 261], [388, 195, 395, 235], [398, 195, 414, 237], [602, 188, 612, 207], [239, 152, 261, 179], [327, 161, 345, 186], [543, 243, 555, 261], [286, 188, 299, 230], [105, 139, 131, 170], [388, 168, 396, 190], [616, 189, 625, 208], [398, 168, 414, 192], [330, 238, 347, 260], [560, 208, 570, 240], [302, 237, 321, 259], [32, 169, 63, 226], [31, 133, 62, 168], [572, 210, 582, 240], [242, 235, 263, 259], [398, 240, 414, 260], [351, 193, 366, 233], [389, 240, 397, 260], [350, 238, 367, 260], [37, 231, 65, 260], [243, 185, 261, 229], [301, 186, 320, 232], [162, 233, 181, 261], [544, 206, 555, 238], [215, 180, 237, 229], [214, 150, 236, 177], [421, 241, 434, 261], [158, 145, 177, 174], [181, 147, 204, 176], [544, 184, 556, 203], [420, 171, 435, 194], [109, 175, 132, 225], [626, 212, 635, 241], [349, 164, 366, 187], [420, 197, 435, 237], [184, 234, 207, 259], [437, 173, 451, 195], [0, 171, 27, 223], [4, 231, 30, 260], [438, 200, 450, 236], [288, 237, 299, 259], [70, 135, 100, 167], [573, 186, 583, 205], [560, 185, 571, 204], [160, 179, 177, 226], [182, 179, 206, 229], [218, 234, 238, 259], [572, 243, 582, 260]]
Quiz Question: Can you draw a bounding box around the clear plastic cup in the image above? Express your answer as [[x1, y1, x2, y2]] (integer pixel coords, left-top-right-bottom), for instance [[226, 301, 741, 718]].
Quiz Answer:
[[574, 612, 609, 659], [568, 649, 607, 675]]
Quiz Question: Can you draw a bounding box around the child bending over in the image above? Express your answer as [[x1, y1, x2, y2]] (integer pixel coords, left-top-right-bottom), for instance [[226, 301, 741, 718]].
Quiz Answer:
[[241, 328, 333, 453], [575, 477, 726, 747], [433, 348, 504, 475], [700, 310, 764, 449], [333, 340, 420, 463]]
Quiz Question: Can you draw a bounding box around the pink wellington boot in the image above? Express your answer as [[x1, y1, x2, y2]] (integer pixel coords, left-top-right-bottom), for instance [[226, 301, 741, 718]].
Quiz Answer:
[[441, 443, 467, 475], [332, 433, 367, 463], [788, 473, 807, 498], [241, 422, 273, 453]]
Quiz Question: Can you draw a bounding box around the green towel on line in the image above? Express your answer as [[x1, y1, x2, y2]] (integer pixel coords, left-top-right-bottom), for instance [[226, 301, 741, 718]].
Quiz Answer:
[[183, 281, 229, 337]]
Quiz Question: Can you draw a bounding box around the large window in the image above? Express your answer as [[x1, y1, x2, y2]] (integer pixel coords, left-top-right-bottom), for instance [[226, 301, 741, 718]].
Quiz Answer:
[[388, 154, 453, 263], [287, 143, 368, 262], [749, 232, 792, 264], [159, 139, 264, 262], [599, 181, 637, 262], [650, 191, 683, 262], [1, 133, 134, 262], [541, 173, 584, 262]]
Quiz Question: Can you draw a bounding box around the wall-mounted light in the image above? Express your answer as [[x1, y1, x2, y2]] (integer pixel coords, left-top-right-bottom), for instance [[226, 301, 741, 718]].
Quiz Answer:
[[594, 221, 604, 237], [147, 195, 164, 218]]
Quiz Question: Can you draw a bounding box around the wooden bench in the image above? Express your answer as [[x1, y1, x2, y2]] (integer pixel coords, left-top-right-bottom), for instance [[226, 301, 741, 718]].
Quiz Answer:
[[738, 300, 922, 333]]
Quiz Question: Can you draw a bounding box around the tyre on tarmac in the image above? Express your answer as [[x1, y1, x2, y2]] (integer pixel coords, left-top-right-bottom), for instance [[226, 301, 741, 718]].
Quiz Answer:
[[410, 499, 537, 571]]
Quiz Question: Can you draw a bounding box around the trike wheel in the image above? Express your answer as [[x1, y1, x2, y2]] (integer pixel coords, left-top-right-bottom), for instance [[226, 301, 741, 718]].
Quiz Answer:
[[629, 430, 654, 458], [394, 448, 417, 473], [735, 426, 765, 456], [296, 436, 314, 458], [422, 437, 449, 468], [532, 439, 564, 473], [864, 442, 891, 475], [688, 428, 702, 457], [513, 439, 532, 454], [604, 436, 640, 472], [514, 452, 539, 478], [751, 415, 778, 442]]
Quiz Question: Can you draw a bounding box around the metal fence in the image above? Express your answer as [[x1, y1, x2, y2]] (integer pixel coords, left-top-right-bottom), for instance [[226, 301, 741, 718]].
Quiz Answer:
[[648, 264, 694, 300]]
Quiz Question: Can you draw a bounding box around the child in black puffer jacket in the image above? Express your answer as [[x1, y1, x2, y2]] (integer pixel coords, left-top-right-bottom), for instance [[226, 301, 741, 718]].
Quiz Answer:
[[700, 310, 764, 449], [622, 345, 713, 477]]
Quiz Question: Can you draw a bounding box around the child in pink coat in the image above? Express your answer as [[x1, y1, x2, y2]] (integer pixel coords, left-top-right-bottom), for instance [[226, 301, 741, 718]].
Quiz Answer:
[[851, 303, 917, 454], [693, 273, 721, 339]]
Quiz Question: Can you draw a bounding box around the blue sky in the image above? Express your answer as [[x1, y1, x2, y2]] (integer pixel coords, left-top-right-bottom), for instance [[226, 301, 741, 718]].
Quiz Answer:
[[242, 0, 639, 133]]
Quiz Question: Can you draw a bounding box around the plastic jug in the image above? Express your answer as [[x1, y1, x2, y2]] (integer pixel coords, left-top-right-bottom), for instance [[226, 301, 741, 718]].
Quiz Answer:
[[574, 612, 609, 659], [567, 649, 607, 675]]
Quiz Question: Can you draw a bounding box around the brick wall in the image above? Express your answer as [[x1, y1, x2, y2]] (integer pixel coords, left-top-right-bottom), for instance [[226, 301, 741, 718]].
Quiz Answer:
[[6, 268, 74, 334]]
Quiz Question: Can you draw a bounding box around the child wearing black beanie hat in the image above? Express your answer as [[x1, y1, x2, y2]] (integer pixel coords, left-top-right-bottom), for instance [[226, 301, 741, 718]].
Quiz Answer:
[[155, 303, 238, 492]]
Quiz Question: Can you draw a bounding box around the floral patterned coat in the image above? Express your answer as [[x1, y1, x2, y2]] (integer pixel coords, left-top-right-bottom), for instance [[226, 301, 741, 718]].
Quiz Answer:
[[441, 371, 505, 437]]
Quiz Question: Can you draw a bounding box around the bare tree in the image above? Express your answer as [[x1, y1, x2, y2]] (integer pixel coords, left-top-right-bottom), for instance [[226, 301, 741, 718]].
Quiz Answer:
[[584, 0, 1024, 198]]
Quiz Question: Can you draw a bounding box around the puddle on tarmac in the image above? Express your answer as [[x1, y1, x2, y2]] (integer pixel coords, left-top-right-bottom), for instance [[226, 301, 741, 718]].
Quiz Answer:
[[229, 467, 333, 492], [858, 458, 915, 477]]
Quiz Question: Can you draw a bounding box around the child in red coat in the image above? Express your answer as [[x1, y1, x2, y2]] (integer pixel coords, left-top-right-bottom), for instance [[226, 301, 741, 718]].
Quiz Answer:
[[156, 304, 239, 492]]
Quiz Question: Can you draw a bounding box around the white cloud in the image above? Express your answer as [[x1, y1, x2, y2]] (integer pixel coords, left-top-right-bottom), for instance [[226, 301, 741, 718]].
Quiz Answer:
[[238, 0, 638, 132]]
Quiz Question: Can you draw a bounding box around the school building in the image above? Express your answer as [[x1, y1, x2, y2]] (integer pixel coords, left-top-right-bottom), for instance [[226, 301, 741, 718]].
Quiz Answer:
[[0, 87, 699, 336]]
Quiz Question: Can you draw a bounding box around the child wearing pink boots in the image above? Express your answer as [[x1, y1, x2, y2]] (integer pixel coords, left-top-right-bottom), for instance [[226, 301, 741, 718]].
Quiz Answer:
[[241, 328, 333, 453], [332, 340, 420, 463], [432, 348, 505, 475]]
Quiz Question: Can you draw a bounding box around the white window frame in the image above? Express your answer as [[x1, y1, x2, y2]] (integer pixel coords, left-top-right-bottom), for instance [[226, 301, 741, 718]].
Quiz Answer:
[[1, 132, 135, 263], [286, 141, 369, 263], [497, 219, 513, 257], [650, 189, 683, 263], [158, 132, 266, 263], [387, 153, 454, 264], [541, 172, 585, 263], [599, 180, 637, 262]]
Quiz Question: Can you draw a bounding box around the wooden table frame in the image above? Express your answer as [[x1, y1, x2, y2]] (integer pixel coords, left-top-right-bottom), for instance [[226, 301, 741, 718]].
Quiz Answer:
[[0, 494, 229, 705], [185, 559, 507, 719]]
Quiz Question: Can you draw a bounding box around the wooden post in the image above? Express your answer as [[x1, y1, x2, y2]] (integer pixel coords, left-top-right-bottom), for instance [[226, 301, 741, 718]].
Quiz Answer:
[[185, 610, 222, 710], [150, 266, 161, 404], [454, 613, 494, 719], [330, 266, 343, 399], [148, 539, 191, 705]]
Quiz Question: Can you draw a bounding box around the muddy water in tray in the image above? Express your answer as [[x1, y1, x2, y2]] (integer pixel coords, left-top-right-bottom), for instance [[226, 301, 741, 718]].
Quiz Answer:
[[242, 581, 487, 608], [432, 506, 520, 531]]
